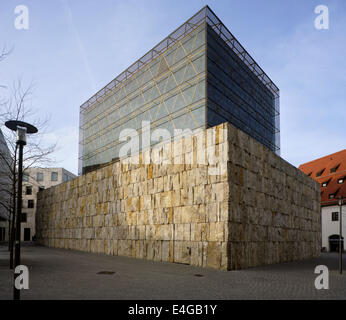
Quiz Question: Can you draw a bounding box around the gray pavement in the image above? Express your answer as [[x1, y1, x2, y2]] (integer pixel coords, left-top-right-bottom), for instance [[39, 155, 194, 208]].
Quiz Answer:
[[0, 243, 345, 300]]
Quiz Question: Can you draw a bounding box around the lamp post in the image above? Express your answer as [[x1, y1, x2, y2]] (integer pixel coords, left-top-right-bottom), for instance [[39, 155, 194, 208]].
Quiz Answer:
[[5, 120, 38, 300], [339, 196, 344, 275]]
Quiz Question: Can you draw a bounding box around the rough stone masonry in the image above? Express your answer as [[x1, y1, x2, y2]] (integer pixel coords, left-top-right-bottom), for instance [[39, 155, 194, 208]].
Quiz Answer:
[[36, 122, 321, 270]]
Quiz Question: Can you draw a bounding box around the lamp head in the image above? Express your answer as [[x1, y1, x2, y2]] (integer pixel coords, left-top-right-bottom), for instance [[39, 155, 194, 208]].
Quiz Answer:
[[16, 126, 27, 145], [5, 120, 38, 145]]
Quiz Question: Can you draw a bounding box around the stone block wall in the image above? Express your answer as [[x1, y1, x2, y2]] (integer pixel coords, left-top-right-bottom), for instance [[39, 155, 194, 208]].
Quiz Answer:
[[226, 127, 321, 269], [36, 122, 321, 270]]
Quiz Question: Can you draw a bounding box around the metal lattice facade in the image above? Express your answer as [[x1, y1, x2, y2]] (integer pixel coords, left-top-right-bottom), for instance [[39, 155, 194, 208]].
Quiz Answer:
[[79, 6, 280, 175]]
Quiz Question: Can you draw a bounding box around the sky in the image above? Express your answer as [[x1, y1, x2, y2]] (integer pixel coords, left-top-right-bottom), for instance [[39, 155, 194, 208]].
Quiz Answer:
[[0, 0, 345, 175]]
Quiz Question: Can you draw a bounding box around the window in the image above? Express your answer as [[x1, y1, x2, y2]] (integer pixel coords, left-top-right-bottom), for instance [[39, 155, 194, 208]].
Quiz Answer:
[[39, 186, 45, 192], [332, 212, 339, 221], [316, 169, 325, 177], [307, 172, 312, 177], [24, 228, 31, 241], [21, 213, 27, 223], [51, 171, 58, 181], [28, 200, 34, 208], [338, 178, 344, 184], [330, 164, 340, 173], [23, 173, 29, 182], [329, 188, 340, 199], [25, 186, 32, 195], [37, 172, 43, 182], [63, 173, 68, 182], [322, 180, 329, 187]]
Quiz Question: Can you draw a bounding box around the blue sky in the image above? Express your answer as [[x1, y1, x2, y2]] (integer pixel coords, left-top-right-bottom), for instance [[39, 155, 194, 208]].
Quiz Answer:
[[0, 0, 345, 174]]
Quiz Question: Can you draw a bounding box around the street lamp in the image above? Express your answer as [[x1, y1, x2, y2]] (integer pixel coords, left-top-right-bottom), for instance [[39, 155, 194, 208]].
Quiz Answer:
[[5, 120, 38, 300], [338, 196, 344, 275]]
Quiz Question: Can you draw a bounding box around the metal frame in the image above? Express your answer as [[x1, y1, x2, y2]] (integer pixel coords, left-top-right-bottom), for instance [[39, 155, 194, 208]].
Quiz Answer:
[[79, 6, 281, 173], [80, 6, 279, 114]]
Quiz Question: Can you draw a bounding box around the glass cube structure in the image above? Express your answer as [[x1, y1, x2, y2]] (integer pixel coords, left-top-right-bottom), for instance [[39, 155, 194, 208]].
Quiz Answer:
[[79, 6, 280, 175]]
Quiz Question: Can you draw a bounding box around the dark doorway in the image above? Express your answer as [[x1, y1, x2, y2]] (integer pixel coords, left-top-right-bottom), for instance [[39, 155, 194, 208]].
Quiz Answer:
[[24, 228, 31, 241], [329, 234, 344, 252], [0, 227, 5, 241]]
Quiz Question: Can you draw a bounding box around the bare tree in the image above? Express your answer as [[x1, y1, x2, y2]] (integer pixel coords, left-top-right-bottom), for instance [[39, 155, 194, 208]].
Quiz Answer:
[[0, 79, 57, 268]]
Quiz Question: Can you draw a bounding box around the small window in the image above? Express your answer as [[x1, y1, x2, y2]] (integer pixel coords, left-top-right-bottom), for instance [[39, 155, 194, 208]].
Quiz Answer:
[[322, 181, 329, 187], [330, 164, 340, 173], [51, 172, 58, 181], [338, 178, 344, 184], [37, 172, 43, 182], [307, 172, 312, 177], [332, 212, 339, 221], [25, 186, 32, 195], [23, 173, 29, 182], [21, 213, 27, 223], [63, 173, 69, 182], [28, 200, 34, 208], [329, 188, 340, 199], [316, 169, 325, 177]]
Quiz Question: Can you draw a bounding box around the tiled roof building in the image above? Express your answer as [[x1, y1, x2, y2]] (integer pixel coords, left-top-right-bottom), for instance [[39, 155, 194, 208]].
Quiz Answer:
[[299, 149, 346, 206]]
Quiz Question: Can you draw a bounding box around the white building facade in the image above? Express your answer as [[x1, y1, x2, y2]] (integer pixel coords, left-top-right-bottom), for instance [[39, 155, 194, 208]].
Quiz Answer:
[[321, 204, 345, 252]]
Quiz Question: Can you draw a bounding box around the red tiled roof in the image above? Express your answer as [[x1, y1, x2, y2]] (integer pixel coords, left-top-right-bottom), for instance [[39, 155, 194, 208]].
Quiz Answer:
[[298, 149, 346, 206]]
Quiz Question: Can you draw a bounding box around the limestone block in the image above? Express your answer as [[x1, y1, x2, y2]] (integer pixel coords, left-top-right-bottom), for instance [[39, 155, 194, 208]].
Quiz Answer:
[[190, 205, 206, 223], [219, 201, 229, 222], [154, 177, 164, 193], [161, 241, 170, 262], [112, 240, 118, 255], [206, 203, 218, 222], [127, 211, 137, 226], [174, 241, 191, 264], [145, 225, 155, 240], [172, 174, 180, 190], [193, 185, 205, 205], [180, 206, 192, 224], [152, 240, 162, 261], [163, 175, 173, 192], [161, 191, 173, 208], [147, 209, 154, 225], [117, 240, 131, 257], [180, 187, 193, 206], [206, 242, 222, 269], [128, 226, 137, 240], [191, 223, 209, 241], [190, 242, 203, 267], [174, 224, 190, 241], [209, 222, 225, 242]]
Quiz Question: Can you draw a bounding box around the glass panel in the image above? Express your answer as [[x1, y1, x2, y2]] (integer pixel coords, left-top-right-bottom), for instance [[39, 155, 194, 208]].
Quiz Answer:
[[206, 24, 279, 152], [80, 23, 207, 171]]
